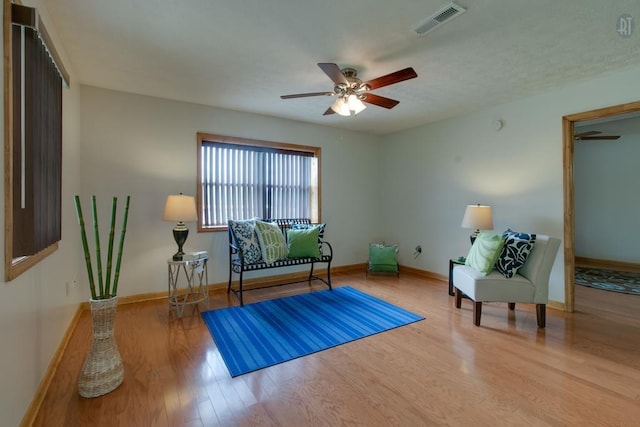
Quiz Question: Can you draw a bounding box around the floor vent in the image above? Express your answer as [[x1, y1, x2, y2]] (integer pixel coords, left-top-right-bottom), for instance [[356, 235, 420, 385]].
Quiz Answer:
[[413, 2, 467, 36]]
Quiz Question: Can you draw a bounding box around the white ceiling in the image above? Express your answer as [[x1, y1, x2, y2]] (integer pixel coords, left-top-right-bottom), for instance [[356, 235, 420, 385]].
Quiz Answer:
[[43, 0, 640, 135]]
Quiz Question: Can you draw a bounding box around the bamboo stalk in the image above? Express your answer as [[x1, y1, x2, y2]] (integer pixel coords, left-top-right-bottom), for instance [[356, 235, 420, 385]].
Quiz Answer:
[[92, 196, 105, 299], [112, 196, 131, 296], [74, 196, 97, 300], [104, 197, 118, 297]]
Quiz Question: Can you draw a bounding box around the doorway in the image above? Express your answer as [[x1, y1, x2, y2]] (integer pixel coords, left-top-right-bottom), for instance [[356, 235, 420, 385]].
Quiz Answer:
[[562, 100, 640, 312]]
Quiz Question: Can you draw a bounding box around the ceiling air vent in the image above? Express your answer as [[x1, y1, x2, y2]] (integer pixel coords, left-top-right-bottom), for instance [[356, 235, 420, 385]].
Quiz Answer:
[[413, 2, 467, 36]]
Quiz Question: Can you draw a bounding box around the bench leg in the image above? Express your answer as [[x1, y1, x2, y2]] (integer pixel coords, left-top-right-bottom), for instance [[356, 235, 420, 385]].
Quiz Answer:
[[455, 287, 462, 308], [308, 263, 315, 285], [238, 270, 244, 306], [508, 303, 515, 310]]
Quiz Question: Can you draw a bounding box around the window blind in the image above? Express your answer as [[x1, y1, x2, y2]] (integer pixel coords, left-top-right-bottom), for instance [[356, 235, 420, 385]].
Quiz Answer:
[[201, 142, 314, 227]]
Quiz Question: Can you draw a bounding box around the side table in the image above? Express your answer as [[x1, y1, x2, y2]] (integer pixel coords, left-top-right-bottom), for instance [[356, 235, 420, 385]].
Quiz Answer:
[[449, 257, 466, 296], [167, 256, 209, 318]]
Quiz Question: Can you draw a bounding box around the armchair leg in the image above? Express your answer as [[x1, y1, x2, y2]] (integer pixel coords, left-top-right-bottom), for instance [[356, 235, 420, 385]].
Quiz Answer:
[[473, 301, 482, 326], [455, 288, 462, 308], [508, 303, 515, 310], [536, 304, 546, 328]]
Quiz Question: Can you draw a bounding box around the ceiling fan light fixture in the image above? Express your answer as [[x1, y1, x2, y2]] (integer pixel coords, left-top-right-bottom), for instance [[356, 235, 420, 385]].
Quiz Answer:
[[347, 94, 366, 115], [330, 95, 366, 117], [330, 97, 349, 116]]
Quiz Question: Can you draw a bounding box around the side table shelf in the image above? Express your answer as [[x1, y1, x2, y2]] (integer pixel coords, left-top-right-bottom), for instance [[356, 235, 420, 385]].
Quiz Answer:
[[167, 256, 209, 318]]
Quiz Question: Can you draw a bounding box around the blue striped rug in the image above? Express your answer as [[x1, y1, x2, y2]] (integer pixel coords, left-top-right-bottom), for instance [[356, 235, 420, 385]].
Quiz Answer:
[[201, 286, 424, 377]]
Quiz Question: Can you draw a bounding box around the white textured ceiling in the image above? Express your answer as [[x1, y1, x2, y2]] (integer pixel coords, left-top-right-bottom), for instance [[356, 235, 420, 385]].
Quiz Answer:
[[43, 0, 640, 135]]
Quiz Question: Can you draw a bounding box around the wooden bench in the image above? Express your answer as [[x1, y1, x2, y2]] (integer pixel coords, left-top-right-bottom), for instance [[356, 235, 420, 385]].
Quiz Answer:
[[227, 218, 333, 306]]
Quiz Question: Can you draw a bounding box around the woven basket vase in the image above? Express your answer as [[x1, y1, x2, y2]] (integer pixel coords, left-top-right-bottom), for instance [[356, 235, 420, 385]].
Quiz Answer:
[[78, 296, 124, 398]]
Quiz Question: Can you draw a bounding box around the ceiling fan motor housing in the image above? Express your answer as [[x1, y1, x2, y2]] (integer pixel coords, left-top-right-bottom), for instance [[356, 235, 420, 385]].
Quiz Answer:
[[337, 68, 368, 99]]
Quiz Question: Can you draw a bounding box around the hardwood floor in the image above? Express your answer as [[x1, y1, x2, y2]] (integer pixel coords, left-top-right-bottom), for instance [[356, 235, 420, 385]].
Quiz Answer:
[[31, 273, 640, 426]]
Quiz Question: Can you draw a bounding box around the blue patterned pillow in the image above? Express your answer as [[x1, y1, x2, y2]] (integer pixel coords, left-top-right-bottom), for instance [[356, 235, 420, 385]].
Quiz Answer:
[[228, 219, 263, 264], [495, 230, 536, 278]]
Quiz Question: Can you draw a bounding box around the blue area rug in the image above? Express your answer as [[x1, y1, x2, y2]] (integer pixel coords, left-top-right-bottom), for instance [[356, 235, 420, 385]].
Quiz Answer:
[[201, 286, 424, 377]]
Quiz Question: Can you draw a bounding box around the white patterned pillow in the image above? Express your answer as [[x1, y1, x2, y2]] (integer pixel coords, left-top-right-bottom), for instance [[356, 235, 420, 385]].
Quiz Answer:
[[254, 221, 288, 264], [228, 219, 263, 264], [495, 230, 536, 278]]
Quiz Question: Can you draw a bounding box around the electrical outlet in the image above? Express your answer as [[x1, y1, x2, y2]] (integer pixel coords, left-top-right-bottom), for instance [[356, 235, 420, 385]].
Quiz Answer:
[[413, 245, 422, 259]]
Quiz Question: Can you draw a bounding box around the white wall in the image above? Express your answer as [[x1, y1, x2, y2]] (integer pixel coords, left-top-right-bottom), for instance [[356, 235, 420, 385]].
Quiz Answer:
[[574, 130, 640, 262], [380, 65, 640, 303], [79, 86, 383, 298], [0, 2, 84, 425]]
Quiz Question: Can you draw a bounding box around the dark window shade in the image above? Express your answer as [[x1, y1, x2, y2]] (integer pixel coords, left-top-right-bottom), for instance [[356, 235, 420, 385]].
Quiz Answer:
[[11, 25, 62, 257]]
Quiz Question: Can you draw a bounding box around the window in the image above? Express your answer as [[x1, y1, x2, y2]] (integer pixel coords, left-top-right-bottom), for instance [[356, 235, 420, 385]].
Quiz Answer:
[[197, 133, 320, 231], [4, 1, 70, 280]]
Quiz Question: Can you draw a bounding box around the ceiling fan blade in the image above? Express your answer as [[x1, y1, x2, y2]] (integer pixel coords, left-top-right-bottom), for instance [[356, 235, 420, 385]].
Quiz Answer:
[[363, 67, 417, 90], [318, 63, 348, 85], [281, 92, 334, 99], [361, 93, 400, 109], [323, 107, 335, 116], [574, 131, 601, 138], [577, 135, 620, 140]]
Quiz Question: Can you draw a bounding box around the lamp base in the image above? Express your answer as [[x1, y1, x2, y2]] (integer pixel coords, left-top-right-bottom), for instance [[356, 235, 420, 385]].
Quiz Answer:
[[172, 225, 189, 261], [470, 229, 480, 245]]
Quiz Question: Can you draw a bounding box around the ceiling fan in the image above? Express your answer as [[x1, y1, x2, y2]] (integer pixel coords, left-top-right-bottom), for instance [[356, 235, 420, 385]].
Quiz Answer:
[[574, 131, 621, 141], [280, 63, 418, 117]]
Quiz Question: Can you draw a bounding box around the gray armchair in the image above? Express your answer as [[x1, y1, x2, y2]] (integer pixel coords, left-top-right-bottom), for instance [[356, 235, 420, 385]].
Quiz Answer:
[[452, 234, 560, 328]]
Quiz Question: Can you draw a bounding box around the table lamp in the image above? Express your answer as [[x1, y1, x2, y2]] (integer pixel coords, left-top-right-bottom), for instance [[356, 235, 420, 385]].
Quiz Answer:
[[163, 193, 198, 260], [461, 204, 493, 244]]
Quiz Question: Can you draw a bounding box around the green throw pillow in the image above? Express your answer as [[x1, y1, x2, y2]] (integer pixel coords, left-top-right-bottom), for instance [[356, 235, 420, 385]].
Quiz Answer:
[[254, 221, 288, 264], [369, 243, 398, 273], [465, 232, 506, 275], [287, 227, 322, 258]]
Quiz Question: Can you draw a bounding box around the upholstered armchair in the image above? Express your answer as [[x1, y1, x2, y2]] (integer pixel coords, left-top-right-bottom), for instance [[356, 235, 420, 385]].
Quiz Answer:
[[452, 234, 560, 328]]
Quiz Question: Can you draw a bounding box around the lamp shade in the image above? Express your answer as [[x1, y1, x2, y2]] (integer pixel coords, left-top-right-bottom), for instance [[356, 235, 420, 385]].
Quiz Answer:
[[461, 204, 493, 230], [162, 194, 198, 223]]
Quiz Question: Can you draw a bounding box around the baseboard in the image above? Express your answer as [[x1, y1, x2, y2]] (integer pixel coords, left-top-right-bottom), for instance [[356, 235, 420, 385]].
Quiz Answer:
[[399, 265, 447, 282], [548, 300, 566, 312], [575, 256, 640, 274], [20, 304, 84, 427]]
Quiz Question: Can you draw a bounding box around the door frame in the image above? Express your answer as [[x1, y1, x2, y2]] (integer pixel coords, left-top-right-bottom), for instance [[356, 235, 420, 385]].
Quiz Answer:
[[562, 100, 640, 312]]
